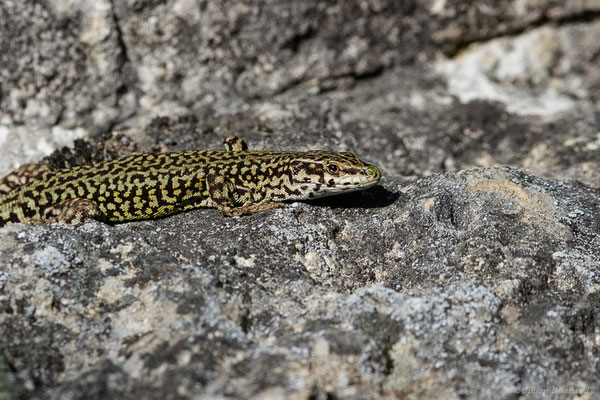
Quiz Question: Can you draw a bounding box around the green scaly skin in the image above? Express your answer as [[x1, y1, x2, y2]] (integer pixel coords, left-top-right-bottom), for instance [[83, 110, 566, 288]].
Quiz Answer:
[[0, 136, 381, 226]]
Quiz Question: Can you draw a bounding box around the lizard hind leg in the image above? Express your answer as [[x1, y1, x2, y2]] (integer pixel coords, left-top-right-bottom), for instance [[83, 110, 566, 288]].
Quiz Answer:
[[0, 163, 52, 195], [223, 136, 249, 152], [40, 198, 106, 225]]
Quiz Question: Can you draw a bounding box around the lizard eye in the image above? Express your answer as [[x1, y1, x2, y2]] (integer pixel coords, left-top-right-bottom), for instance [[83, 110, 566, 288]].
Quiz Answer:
[[326, 164, 340, 174]]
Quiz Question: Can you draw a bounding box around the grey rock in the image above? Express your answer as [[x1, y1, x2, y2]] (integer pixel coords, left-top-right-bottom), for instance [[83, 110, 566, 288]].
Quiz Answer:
[[1, 167, 599, 399], [0, 1, 133, 130], [2, 1, 600, 399]]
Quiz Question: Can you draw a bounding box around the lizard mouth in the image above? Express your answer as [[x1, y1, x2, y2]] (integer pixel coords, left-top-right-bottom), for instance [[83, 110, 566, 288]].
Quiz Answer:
[[332, 164, 381, 189]]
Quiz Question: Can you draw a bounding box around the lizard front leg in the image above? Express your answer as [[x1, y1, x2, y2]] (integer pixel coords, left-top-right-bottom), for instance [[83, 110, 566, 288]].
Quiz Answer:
[[220, 200, 285, 216], [206, 174, 284, 216]]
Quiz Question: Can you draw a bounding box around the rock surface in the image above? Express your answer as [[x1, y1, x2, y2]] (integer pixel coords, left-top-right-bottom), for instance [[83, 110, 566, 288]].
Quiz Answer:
[[1, 1, 600, 399]]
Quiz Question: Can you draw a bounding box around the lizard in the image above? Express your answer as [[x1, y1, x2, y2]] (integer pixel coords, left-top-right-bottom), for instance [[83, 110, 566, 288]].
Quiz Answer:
[[0, 136, 381, 226]]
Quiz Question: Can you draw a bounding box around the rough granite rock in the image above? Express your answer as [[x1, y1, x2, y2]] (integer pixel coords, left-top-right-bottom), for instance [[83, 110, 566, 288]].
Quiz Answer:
[[1, 167, 599, 399], [1, 1, 600, 399]]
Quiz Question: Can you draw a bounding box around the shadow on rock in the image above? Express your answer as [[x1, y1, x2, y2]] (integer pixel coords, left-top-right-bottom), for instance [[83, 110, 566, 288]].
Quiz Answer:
[[303, 185, 400, 210]]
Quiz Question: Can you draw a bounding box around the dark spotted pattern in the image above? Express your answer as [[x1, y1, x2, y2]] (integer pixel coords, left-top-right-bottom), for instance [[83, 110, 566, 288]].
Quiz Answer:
[[0, 137, 381, 225]]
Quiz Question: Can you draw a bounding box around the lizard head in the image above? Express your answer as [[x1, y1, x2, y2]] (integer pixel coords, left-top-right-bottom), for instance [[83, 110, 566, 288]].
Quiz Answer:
[[286, 151, 381, 199]]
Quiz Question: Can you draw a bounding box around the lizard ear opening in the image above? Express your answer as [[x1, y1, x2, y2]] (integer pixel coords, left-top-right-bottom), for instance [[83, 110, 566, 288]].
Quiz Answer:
[[288, 161, 303, 175]]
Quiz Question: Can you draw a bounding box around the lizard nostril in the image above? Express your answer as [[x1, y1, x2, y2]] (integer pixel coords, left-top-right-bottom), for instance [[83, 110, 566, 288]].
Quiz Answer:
[[365, 165, 381, 180]]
